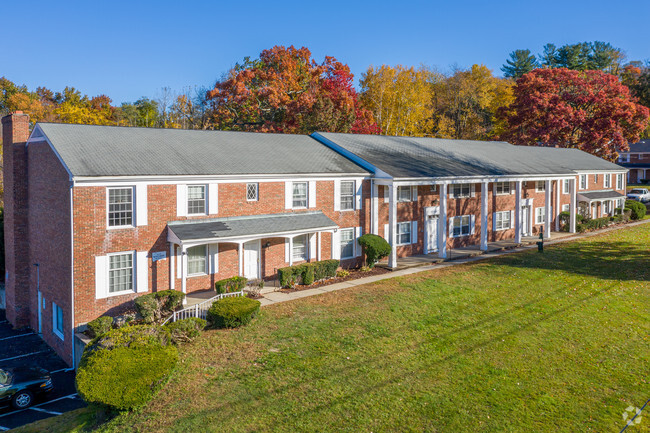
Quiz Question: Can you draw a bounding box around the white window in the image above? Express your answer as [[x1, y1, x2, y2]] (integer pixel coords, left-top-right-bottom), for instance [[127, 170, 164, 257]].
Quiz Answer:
[[246, 183, 258, 201], [340, 181, 355, 210], [108, 187, 134, 227], [535, 207, 545, 224], [450, 184, 471, 199], [562, 204, 570, 212], [562, 179, 570, 194], [495, 182, 511, 195], [52, 302, 64, 340], [604, 174, 611, 189], [109, 252, 134, 294], [594, 174, 599, 184], [397, 186, 412, 202], [292, 235, 308, 262], [494, 211, 511, 231], [604, 201, 611, 214], [187, 245, 207, 275], [451, 215, 471, 237], [292, 182, 308, 208], [430, 185, 437, 192], [340, 228, 355, 259], [616, 174, 623, 190], [535, 181, 545, 192], [397, 222, 411, 245], [579, 175, 587, 190], [187, 185, 206, 214]]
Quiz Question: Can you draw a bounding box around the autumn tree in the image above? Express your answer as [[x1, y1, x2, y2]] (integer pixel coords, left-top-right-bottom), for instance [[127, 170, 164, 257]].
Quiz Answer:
[[430, 65, 513, 140], [206, 45, 377, 134], [359, 65, 434, 136], [501, 49, 538, 79], [498, 68, 649, 160]]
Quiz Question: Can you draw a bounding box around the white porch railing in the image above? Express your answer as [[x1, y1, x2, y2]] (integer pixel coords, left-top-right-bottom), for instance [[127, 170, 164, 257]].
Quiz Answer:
[[161, 291, 244, 325]]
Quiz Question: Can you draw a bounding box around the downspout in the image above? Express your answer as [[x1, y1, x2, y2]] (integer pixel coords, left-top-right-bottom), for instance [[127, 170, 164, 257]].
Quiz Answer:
[[69, 179, 75, 369]]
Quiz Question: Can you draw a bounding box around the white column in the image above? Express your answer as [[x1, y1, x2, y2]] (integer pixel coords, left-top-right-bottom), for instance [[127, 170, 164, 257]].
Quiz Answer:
[[371, 182, 379, 235], [180, 244, 188, 297], [438, 184, 447, 259], [569, 178, 577, 233], [317, 232, 322, 261], [288, 236, 294, 267], [238, 242, 244, 276], [555, 180, 561, 231], [480, 181, 488, 251], [544, 179, 552, 239], [388, 184, 397, 268], [169, 243, 175, 291], [515, 181, 522, 243]]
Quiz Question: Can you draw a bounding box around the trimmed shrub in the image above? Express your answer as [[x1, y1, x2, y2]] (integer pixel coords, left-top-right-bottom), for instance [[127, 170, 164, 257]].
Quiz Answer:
[[164, 318, 206, 344], [278, 259, 339, 287], [134, 290, 185, 324], [134, 294, 158, 324], [358, 234, 391, 268], [576, 217, 611, 233], [215, 276, 248, 294], [154, 290, 185, 312], [86, 324, 171, 354], [86, 316, 113, 339], [77, 344, 177, 411], [625, 200, 646, 220], [314, 259, 339, 281], [207, 296, 261, 328]]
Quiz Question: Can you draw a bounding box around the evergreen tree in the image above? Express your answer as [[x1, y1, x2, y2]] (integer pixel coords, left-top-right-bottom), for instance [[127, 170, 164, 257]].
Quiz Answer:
[[501, 49, 538, 79]]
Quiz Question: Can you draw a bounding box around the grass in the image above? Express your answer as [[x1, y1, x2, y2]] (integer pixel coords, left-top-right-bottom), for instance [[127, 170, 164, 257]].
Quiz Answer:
[[23, 224, 650, 432]]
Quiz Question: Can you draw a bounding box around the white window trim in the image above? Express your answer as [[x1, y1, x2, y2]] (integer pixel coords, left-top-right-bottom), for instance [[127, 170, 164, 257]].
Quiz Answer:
[[396, 221, 412, 246], [246, 183, 259, 202], [604, 174, 611, 189], [450, 215, 473, 238], [616, 174, 623, 190], [105, 251, 136, 297], [292, 234, 308, 262], [340, 228, 355, 259], [562, 179, 570, 195], [397, 186, 413, 203], [535, 207, 545, 225], [579, 175, 587, 190], [494, 211, 511, 231], [292, 182, 308, 210], [535, 181, 545, 193], [340, 180, 356, 211], [494, 182, 511, 195], [52, 302, 64, 341], [562, 204, 570, 212], [187, 184, 208, 215], [106, 186, 135, 229], [450, 184, 473, 199], [187, 245, 208, 277]]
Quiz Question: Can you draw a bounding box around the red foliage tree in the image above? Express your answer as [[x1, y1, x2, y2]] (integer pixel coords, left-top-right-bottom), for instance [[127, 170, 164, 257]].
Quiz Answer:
[[206, 46, 379, 134], [498, 68, 649, 160]]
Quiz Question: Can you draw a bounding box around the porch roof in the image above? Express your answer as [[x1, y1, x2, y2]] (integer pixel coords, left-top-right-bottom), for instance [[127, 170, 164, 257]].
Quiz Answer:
[[167, 211, 337, 243], [578, 190, 626, 201]]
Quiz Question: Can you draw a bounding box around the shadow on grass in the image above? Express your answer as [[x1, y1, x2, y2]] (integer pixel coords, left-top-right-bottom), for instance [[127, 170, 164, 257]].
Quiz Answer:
[[497, 241, 650, 282]]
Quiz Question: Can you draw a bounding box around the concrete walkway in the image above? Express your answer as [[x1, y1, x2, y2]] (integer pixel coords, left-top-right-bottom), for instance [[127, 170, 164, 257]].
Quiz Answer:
[[258, 219, 650, 308]]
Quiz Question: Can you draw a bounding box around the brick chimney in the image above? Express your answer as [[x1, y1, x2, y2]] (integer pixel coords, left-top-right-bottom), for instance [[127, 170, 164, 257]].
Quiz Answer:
[[2, 111, 31, 327]]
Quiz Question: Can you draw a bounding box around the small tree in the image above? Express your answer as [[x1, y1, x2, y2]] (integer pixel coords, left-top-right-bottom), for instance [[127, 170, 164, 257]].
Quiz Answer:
[[358, 234, 391, 268]]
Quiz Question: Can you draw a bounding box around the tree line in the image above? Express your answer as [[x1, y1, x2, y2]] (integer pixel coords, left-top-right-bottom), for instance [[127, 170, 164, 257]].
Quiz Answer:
[[1, 41, 649, 161]]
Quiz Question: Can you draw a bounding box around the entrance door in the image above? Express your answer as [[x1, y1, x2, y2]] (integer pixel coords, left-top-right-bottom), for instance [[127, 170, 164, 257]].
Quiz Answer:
[[425, 206, 440, 253], [243, 240, 260, 280], [521, 206, 530, 236]]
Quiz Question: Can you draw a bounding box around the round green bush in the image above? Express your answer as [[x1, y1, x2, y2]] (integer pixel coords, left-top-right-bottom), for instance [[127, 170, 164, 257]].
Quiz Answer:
[[154, 290, 185, 313], [87, 324, 171, 353], [86, 316, 113, 339], [207, 296, 261, 328], [76, 344, 178, 411], [134, 294, 158, 324], [164, 317, 206, 344], [358, 234, 391, 268], [625, 199, 646, 220]]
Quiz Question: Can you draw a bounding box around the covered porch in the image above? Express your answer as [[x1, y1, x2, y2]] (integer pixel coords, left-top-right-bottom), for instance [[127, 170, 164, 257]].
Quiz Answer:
[[167, 211, 338, 301], [577, 190, 626, 219]]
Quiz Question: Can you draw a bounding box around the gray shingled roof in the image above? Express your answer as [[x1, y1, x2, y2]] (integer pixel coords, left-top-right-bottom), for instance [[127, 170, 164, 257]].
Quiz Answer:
[[313, 132, 625, 179], [578, 190, 626, 200], [626, 139, 650, 153], [35, 123, 368, 177], [167, 211, 337, 242]]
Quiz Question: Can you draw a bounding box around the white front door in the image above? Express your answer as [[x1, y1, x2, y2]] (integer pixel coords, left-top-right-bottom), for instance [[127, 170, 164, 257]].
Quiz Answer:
[[243, 240, 260, 280], [521, 206, 530, 236], [424, 206, 440, 253]]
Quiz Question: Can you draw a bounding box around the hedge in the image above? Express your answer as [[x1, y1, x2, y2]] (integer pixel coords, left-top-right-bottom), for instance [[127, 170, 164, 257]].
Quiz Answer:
[[625, 200, 646, 220], [164, 318, 206, 344], [207, 296, 261, 328], [134, 290, 185, 324], [215, 276, 247, 294], [77, 325, 177, 411], [86, 316, 113, 339], [576, 217, 611, 233], [278, 259, 339, 287], [154, 290, 185, 312], [358, 234, 391, 268]]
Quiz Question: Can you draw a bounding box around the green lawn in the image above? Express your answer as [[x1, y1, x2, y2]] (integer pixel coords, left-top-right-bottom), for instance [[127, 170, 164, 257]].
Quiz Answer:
[[21, 224, 650, 432]]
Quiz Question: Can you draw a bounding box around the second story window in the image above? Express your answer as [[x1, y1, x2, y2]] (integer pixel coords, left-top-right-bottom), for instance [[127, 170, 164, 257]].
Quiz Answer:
[[535, 181, 545, 192], [594, 174, 599, 184], [108, 187, 133, 227], [246, 183, 259, 201], [495, 182, 511, 195], [340, 181, 355, 210], [579, 175, 587, 190], [397, 186, 412, 202], [187, 185, 206, 215], [292, 182, 308, 208], [604, 174, 611, 188], [450, 184, 471, 199], [616, 174, 623, 190], [563, 179, 570, 194]]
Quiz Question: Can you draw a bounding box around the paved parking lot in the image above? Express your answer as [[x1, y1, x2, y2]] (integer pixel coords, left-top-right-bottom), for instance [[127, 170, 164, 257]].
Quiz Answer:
[[0, 310, 85, 431]]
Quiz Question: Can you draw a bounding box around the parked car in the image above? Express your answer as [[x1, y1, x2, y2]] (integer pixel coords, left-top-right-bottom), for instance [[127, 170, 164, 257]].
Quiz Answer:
[[0, 367, 53, 409], [627, 188, 650, 203]]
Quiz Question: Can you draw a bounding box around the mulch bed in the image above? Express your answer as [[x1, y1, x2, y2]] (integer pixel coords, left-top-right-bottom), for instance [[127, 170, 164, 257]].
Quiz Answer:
[[278, 267, 390, 293]]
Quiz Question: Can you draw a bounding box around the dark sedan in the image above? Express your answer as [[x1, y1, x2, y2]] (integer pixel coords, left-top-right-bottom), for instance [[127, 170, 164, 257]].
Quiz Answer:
[[0, 367, 53, 409]]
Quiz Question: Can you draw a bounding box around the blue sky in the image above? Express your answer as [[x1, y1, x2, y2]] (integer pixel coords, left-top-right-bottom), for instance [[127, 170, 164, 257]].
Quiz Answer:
[[3, 0, 649, 104]]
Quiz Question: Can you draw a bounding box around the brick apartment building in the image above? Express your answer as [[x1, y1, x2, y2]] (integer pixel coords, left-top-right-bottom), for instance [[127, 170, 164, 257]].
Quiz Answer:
[[617, 139, 650, 184], [2, 112, 628, 365]]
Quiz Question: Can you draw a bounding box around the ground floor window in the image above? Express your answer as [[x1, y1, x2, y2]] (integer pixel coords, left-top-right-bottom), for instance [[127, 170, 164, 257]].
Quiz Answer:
[[535, 207, 545, 224], [292, 235, 308, 262], [494, 211, 511, 231], [52, 302, 64, 340], [397, 222, 411, 245], [340, 228, 355, 259], [451, 215, 471, 237], [109, 252, 134, 293], [187, 245, 207, 275], [562, 204, 570, 212]]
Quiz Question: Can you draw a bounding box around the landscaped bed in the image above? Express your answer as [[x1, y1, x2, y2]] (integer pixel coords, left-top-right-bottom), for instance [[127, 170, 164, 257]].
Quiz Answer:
[[278, 265, 390, 293], [16, 223, 650, 432]]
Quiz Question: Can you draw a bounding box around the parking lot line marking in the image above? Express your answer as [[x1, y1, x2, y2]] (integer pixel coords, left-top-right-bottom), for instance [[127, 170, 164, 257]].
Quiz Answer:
[[0, 333, 34, 342], [0, 394, 80, 419], [49, 367, 75, 374], [0, 350, 49, 363], [0, 424, 9, 431], [30, 407, 62, 415]]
